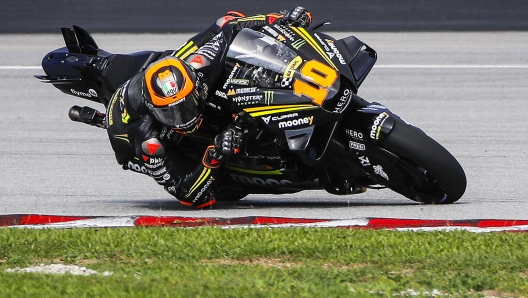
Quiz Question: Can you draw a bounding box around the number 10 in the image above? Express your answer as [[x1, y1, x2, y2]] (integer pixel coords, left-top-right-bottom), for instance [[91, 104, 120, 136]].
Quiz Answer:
[[292, 60, 338, 105]]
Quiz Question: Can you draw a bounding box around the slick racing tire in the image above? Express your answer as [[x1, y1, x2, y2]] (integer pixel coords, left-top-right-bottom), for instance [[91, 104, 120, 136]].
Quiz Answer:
[[375, 118, 467, 204]]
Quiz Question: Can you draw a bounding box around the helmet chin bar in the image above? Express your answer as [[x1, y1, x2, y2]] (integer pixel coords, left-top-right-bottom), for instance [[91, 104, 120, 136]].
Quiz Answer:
[[172, 116, 203, 135]]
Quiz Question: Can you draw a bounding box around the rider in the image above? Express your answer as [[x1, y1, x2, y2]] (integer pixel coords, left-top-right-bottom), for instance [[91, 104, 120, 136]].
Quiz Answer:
[[106, 7, 313, 208]]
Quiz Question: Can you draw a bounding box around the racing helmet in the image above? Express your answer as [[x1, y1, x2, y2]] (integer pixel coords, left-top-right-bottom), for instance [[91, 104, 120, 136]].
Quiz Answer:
[[143, 56, 203, 133]]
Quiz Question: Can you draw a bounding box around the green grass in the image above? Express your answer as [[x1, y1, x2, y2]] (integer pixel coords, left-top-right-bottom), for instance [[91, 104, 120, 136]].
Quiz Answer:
[[0, 227, 527, 297]]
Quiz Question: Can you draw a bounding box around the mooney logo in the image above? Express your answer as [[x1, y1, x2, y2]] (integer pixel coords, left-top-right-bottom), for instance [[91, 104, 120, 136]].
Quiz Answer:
[[326, 39, 347, 65], [194, 178, 214, 201], [370, 112, 390, 140], [223, 63, 241, 89], [230, 173, 293, 186], [278, 116, 313, 128]]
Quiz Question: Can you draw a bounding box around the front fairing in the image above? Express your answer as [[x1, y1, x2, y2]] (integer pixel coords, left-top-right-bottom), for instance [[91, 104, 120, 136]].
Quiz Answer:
[[224, 27, 343, 109]]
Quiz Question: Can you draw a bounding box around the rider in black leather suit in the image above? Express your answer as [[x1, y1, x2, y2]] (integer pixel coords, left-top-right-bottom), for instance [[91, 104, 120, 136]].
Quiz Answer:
[[106, 7, 312, 208]]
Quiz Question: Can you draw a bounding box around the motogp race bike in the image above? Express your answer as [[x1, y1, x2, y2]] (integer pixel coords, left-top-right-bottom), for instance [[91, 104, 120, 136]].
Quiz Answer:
[[35, 23, 466, 204]]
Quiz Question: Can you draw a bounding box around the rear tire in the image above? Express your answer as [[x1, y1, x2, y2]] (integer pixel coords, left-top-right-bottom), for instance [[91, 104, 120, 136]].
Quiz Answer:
[[376, 118, 466, 204]]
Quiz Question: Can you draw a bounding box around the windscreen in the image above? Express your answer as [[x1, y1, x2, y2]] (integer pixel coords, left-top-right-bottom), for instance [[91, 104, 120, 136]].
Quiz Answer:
[[226, 28, 299, 75]]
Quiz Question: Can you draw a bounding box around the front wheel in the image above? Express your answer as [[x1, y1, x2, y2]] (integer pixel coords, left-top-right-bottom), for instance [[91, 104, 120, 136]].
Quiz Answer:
[[372, 118, 466, 204]]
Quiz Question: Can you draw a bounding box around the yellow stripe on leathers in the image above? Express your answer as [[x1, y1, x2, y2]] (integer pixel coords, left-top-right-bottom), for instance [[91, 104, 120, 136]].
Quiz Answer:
[[185, 168, 211, 198], [174, 41, 199, 60]]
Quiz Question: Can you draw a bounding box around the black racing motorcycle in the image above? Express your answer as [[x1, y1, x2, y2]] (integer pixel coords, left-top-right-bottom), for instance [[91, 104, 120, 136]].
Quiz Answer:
[[35, 23, 466, 204]]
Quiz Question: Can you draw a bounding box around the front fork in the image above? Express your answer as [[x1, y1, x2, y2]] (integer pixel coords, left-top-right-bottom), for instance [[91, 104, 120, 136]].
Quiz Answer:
[[326, 94, 406, 186]]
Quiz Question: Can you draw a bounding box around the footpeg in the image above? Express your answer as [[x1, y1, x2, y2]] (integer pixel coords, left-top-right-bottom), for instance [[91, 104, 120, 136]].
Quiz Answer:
[[69, 105, 106, 128]]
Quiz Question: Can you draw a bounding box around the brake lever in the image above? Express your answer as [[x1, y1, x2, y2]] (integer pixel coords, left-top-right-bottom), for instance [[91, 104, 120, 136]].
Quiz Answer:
[[311, 20, 331, 31]]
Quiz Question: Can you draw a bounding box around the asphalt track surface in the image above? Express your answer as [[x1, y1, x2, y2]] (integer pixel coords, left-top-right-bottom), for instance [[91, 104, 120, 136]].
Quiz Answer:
[[2, 31, 528, 222], [3, 0, 528, 33]]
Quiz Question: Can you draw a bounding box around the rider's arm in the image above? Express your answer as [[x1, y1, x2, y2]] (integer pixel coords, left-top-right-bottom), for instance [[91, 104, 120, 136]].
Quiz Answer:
[[173, 7, 312, 59], [127, 114, 235, 208], [225, 7, 312, 34], [124, 114, 207, 207], [172, 13, 243, 59]]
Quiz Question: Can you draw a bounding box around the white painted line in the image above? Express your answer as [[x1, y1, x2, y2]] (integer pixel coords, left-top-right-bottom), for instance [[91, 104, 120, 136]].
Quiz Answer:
[[395, 225, 528, 233], [223, 218, 371, 229], [10, 216, 136, 229], [0, 66, 41, 70]]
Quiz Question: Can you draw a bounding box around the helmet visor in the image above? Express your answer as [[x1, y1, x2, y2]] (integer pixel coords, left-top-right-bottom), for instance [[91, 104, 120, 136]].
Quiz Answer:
[[151, 93, 201, 129]]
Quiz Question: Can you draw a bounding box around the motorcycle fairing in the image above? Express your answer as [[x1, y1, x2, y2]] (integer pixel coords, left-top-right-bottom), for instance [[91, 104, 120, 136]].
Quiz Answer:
[[223, 153, 321, 191], [225, 28, 341, 107], [342, 102, 396, 150]]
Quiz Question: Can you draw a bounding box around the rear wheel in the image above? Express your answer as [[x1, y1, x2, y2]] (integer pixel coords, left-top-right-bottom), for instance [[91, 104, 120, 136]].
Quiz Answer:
[[372, 118, 466, 204]]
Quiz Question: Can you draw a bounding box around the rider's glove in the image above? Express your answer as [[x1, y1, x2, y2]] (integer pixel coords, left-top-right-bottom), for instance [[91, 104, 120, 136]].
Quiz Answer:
[[282, 6, 312, 28], [214, 126, 244, 156]]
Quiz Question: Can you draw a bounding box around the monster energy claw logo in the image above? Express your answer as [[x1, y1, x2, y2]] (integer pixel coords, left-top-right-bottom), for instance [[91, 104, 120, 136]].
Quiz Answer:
[[291, 39, 306, 50], [264, 91, 274, 105]]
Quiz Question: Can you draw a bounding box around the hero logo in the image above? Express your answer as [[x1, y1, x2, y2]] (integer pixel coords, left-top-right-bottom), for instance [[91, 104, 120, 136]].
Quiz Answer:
[[345, 129, 363, 140], [127, 161, 148, 174], [71, 88, 98, 98], [334, 89, 352, 113], [278, 116, 313, 128], [231, 173, 293, 186], [370, 112, 390, 140], [325, 39, 347, 65]]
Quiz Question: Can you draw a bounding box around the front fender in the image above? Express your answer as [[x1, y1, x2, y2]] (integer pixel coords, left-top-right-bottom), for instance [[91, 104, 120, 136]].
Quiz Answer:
[[343, 102, 396, 148]]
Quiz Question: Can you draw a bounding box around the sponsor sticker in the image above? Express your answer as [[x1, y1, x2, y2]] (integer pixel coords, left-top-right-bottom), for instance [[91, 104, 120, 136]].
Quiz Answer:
[[345, 129, 363, 141], [370, 112, 390, 140], [349, 141, 366, 151], [325, 39, 347, 65], [373, 165, 389, 180], [359, 156, 370, 167], [283, 56, 303, 79], [278, 116, 313, 128], [334, 89, 352, 113], [71, 88, 98, 98]]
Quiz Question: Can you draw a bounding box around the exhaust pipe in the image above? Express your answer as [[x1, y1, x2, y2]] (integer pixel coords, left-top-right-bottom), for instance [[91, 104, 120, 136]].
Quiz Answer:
[[68, 105, 107, 128]]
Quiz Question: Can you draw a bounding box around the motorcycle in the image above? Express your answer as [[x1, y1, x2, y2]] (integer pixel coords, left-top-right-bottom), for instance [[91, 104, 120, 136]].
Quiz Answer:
[[35, 23, 466, 204]]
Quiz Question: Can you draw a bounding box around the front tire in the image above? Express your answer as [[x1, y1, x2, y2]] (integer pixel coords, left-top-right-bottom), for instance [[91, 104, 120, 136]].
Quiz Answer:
[[375, 118, 466, 204]]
